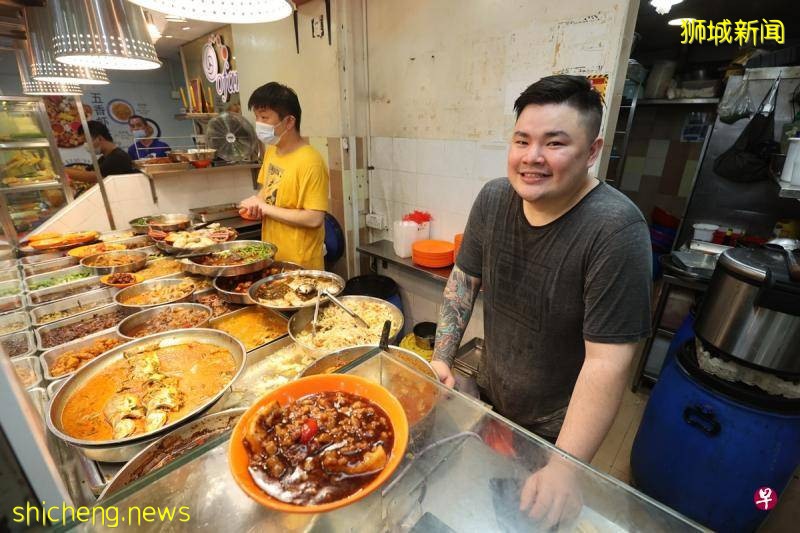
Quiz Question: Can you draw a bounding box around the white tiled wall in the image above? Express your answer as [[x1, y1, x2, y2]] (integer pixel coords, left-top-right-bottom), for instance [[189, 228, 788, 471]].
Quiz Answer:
[[34, 169, 258, 235], [369, 137, 508, 242], [380, 263, 484, 344]]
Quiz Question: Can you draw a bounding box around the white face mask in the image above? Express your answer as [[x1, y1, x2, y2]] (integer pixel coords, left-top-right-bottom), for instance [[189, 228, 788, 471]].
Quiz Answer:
[[255, 119, 285, 145]]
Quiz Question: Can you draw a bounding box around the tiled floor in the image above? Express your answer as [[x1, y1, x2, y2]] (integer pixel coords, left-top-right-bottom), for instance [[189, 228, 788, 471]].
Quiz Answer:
[[593, 385, 799, 532]]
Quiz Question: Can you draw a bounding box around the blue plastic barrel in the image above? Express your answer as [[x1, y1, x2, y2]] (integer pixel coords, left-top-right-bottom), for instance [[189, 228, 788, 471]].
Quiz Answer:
[[631, 342, 800, 532]]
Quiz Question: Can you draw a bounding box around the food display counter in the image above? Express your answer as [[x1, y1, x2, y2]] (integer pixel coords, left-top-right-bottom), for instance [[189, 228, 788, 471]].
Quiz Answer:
[[0, 96, 72, 246], [52, 350, 701, 532]]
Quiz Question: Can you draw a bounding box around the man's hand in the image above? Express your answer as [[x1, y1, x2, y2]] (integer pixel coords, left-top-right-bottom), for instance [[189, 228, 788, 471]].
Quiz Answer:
[[519, 459, 583, 529], [239, 195, 267, 220], [431, 359, 455, 388]]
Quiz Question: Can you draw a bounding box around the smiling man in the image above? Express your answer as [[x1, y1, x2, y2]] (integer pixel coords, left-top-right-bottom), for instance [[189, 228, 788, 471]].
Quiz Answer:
[[431, 75, 652, 526]]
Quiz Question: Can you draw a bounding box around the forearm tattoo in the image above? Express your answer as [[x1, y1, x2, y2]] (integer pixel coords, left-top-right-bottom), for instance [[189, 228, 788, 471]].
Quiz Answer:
[[433, 265, 481, 367]]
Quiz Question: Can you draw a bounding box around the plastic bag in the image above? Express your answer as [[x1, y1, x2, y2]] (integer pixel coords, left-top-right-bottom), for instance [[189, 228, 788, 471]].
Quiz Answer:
[[718, 79, 752, 124]]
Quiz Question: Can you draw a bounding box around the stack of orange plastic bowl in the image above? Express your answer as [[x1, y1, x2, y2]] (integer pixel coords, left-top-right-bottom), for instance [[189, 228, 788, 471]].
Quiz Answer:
[[454, 233, 463, 260], [412, 240, 454, 268]]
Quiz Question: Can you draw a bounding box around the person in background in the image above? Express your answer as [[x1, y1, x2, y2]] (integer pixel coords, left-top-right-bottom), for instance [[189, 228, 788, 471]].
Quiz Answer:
[[239, 82, 329, 269], [65, 120, 136, 189], [430, 75, 652, 529], [127, 115, 171, 160]]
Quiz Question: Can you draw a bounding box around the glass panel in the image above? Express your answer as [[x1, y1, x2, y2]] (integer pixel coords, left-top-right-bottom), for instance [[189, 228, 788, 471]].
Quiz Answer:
[[0, 100, 46, 141], [5, 188, 66, 238], [59, 349, 701, 532], [0, 148, 60, 188]]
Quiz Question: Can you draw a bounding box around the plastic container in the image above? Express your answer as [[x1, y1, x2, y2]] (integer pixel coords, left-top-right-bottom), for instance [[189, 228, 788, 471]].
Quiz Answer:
[[692, 223, 719, 242], [644, 60, 677, 99], [341, 274, 404, 318], [631, 343, 800, 532], [392, 221, 430, 259]]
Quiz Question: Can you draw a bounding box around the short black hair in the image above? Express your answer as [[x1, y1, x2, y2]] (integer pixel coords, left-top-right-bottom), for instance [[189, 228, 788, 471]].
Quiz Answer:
[[514, 75, 604, 140], [78, 120, 113, 142], [247, 82, 302, 131], [128, 115, 147, 127]]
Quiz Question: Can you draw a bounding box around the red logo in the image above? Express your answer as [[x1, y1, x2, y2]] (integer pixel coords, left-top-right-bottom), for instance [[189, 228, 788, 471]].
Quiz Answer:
[[754, 487, 778, 510]]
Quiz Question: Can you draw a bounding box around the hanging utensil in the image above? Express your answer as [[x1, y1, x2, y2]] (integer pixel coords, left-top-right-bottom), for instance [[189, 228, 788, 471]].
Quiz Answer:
[[321, 289, 370, 328]]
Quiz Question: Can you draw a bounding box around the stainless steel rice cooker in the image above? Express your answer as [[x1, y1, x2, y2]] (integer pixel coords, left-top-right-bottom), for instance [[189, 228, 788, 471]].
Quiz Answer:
[[695, 245, 800, 374]]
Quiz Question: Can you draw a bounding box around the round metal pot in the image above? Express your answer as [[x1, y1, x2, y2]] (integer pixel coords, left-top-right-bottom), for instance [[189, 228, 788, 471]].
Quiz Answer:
[[116, 303, 212, 339]]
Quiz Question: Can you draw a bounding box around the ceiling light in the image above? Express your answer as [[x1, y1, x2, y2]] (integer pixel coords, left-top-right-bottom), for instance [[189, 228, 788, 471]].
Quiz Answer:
[[51, 0, 161, 71], [12, 47, 81, 96], [147, 23, 162, 40], [182, 26, 191, 30], [24, 6, 109, 85], [165, 15, 186, 22], [668, 17, 696, 26], [128, 0, 293, 24], [650, 0, 683, 15], [165, 35, 173, 39]]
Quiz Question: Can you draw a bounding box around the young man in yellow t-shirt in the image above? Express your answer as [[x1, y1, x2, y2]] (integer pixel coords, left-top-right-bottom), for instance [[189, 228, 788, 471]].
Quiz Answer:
[[240, 82, 329, 269]]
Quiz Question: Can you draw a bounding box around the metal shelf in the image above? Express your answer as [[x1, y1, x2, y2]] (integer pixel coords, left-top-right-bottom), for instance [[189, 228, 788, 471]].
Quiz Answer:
[[0, 140, 50, 149], [0, 181, 64, 194], [638, 98, 720, 106]]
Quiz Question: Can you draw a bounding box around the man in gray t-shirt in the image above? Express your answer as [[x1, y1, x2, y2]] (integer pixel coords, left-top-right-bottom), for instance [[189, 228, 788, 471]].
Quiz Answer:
[[431, 75, 651, 526]]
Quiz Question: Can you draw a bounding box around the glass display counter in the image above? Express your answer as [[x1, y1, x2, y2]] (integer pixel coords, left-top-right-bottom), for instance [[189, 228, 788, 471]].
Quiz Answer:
[[57, 348, 703, 532], [0, 96, 71, 246]]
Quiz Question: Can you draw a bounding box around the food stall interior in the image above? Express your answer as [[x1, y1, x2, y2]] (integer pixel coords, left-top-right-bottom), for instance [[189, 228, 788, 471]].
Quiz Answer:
[[55, 350, 701, 532]]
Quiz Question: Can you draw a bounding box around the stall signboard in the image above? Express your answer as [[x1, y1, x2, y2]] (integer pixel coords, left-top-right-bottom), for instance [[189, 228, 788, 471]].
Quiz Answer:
[[203, 34, 239, 103]]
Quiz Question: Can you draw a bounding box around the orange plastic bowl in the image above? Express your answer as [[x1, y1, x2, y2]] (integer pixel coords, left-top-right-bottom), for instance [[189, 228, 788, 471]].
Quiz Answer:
[[228, 374, 409, 513]]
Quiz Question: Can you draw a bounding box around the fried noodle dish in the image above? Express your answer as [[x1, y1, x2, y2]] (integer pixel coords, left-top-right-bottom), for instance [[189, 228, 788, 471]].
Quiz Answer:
[[296, 300, 399, 350]]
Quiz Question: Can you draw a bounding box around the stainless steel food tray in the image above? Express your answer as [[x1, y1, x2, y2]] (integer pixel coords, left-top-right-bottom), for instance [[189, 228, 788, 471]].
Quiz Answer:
[[47, 328, 247, 461], [212, 275, 256, 305], [189, 203, 240, 223], [0, 279, 24, 299], [29, 288, 117, 327], [19, 252, 67, 265], [28, 387, 48, 420], [40, 327, 123, 381], [117, 303, 212, 340], [114, 278, 196, 310], [47, 378, 66, 399], [248, 269, 345, 312], [0, 267, 20, 283], [24, 265, 93, 292], [1, 329, 36, 359], [35, 303, 126, 351], [80, 250, 148, 275], [0, 309, 31, 336], [453, 337, 484, 377], [0, 294, 25, 314], [118, 235, 152, 249], [0, 258, 18, 270], [180, 240, 276, 278], [12, 355, 42, 390], [208, 305, 289, 353], [27, 276, 103, 307], [22, 256, 79, 277]]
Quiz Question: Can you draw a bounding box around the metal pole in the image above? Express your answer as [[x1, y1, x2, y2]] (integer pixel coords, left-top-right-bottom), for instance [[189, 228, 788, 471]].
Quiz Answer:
[[74, 96, 116, 229]]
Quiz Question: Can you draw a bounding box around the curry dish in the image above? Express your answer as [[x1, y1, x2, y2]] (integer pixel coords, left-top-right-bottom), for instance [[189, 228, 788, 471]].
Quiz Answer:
[[61, 341, 237, 441], [211, 307, 287, 351], [244, 391, 394, 506]]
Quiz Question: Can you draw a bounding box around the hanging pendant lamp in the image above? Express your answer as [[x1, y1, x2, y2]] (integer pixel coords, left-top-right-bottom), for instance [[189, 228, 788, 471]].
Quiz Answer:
[[51, 0, 161, 71], [13, 48, 81, 96], [25, 6, 109, 85], [128, 0, 293, 24]]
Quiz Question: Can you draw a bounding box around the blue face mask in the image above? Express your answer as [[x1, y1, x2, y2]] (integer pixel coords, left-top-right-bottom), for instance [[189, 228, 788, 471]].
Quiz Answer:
[[132, 129, 148, 140]]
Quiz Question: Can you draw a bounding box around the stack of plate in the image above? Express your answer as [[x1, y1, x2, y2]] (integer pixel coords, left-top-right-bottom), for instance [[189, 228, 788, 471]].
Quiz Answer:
[[412, 240, 454, 268]]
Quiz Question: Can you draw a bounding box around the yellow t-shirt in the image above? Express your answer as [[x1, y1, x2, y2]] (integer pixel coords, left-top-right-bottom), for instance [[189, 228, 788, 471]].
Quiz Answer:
[[257, 144, 329, 270]]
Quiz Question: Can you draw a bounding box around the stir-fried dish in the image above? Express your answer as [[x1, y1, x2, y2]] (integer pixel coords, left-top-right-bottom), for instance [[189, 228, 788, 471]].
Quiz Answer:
[[296, 300, 399, 350], [136, 259, 182, 281], [195, 293, 243, 318], [28, 270, 91, 291], [41, 310, 126, 348], [50, 337, 125, 377], [254, 275, 343, 308], [218, 264, 303, 294], [160, 224, 237, 249], [125, 307, 210, 338], [192, 244, 274, 266], [120, 280, 195, 306], [0, 319, 26, 336], [61, 341, 237, 441], [244, 391, 394, 505]]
